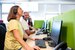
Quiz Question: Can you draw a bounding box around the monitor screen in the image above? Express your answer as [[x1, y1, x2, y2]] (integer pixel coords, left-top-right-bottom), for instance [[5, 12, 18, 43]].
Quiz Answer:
[[46, 21, 50, 33], [41, 21, 46, 29], [50, 20, 63, 45], [41, 20, 50, 33], [42, 21, 50, 34]]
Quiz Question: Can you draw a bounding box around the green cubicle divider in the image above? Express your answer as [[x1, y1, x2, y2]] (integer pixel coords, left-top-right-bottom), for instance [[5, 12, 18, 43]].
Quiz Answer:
[[34, 20, 44, 29], [52, 9, 75, 50]]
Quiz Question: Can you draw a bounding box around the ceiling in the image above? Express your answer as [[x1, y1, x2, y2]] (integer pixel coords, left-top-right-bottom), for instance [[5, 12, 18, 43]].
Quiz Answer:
[[1, 0, 75, 2]]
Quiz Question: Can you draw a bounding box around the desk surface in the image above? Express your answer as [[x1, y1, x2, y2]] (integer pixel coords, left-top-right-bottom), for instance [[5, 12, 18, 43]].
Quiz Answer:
[[26, 34, 54, 50]]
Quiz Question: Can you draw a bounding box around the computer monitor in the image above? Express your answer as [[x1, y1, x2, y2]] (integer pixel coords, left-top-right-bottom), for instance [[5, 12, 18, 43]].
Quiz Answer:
[[50, 20, 63, 46], [41, 21, 46, 29], [41, 20, 50, 34], [46, 20, 50, 33]]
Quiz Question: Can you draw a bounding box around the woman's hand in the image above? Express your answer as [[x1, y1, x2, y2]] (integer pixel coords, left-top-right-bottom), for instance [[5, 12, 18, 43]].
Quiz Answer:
[[23, 46, 40, 50], [23, 47, 35, 50], [33, 46, 40, 50], [26, 47, 34, 50]]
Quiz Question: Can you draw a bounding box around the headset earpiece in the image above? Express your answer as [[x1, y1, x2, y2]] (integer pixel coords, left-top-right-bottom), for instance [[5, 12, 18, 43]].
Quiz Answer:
[[13, 8, 17, 15]]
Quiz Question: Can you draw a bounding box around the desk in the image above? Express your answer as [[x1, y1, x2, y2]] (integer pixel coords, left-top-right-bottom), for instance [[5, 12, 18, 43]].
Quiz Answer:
[[26, 34, 54, 50]]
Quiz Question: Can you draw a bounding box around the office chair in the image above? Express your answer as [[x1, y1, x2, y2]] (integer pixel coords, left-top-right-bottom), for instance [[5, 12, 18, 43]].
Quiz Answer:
[[54, 41, 67, 50], [0, 25, 6, 50], [0, 20, 3, 23], [0, 23, 6, 30], [47, 20, 63, 47]]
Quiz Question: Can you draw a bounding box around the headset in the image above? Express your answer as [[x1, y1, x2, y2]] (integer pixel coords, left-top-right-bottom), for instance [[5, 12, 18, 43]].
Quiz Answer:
[[13, 6, 18, 15]]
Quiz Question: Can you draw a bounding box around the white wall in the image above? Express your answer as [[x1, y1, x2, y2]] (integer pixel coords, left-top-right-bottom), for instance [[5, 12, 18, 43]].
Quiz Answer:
[[1, 1, 75, 23], [1, 0, 29, 1], [1, 0, 75, 2], [0, 3, 2, 19]]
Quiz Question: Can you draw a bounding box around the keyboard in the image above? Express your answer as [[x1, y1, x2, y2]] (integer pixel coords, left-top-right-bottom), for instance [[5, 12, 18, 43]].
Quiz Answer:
[[36, 31, 43, 35], [35, 39, 46, 48], [36, 29, 43, 35]]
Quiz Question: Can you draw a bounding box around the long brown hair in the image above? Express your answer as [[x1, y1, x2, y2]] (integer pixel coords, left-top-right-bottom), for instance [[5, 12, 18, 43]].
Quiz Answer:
[[7, 5, 19, 22]]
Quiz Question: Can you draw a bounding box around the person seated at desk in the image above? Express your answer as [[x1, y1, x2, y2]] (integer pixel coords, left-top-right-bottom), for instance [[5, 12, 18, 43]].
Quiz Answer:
[[27, 15, 33, 30], [4, 5, 40, 50], [20, 12, 36, 36]]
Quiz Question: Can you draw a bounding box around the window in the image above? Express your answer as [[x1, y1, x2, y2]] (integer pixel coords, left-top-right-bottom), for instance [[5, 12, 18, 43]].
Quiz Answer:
[[2, 4, 14, 13], [20, 2, 38, 12], [2, 14, 8, 23]]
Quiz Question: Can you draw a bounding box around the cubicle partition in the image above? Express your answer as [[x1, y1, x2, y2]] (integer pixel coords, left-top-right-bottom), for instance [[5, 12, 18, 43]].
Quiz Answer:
[[34, 20, 44, 29], [52, 9, 75, 50]]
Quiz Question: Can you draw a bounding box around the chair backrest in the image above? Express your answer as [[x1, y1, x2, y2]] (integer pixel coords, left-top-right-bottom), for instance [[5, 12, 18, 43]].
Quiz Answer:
[[50, 20, 63, 46], [0, 25, 6, 50], [0, 23, 6, 30], [0, 20, 3, 23], [54, 42, 67, 50]]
